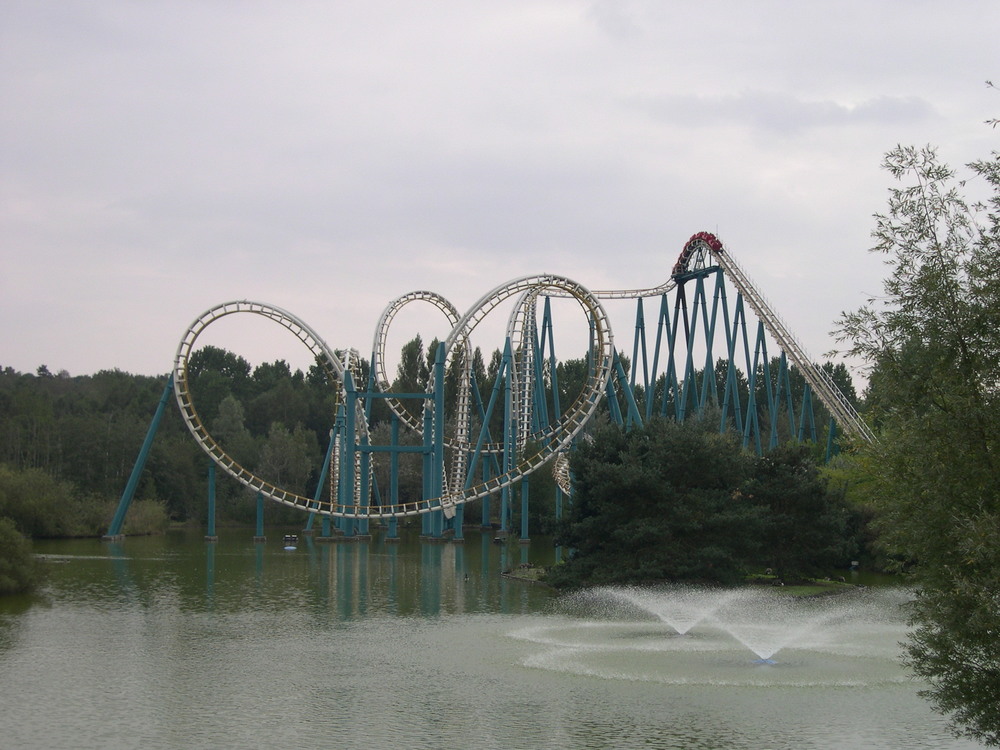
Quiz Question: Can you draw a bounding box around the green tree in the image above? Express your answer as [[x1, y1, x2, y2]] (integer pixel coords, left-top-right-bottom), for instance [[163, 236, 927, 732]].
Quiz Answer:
[[836, 144, 1000, 745], [393, 335, 429, 423], [743, 444, 855, 581], [549, 417, 763, 588], [0, 516, 37, 595], [258, 422, 318, 496]]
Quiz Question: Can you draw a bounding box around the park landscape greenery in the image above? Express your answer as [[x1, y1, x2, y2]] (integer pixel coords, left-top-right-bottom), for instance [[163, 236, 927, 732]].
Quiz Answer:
[[1, 138, 998, 743]]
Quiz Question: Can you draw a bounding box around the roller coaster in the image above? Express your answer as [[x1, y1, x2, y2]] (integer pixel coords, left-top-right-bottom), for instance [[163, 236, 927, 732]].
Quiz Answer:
[[105, 232, 873, 540]]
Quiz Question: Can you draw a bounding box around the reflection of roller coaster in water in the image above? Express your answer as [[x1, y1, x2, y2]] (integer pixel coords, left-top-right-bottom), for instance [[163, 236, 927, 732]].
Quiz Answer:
[[107, 233, 873, 539]]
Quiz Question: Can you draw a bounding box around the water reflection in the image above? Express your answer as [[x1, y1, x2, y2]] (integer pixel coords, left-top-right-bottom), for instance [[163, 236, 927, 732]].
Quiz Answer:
[[4, 532, 983, 750], [31, 529, 557, 620]]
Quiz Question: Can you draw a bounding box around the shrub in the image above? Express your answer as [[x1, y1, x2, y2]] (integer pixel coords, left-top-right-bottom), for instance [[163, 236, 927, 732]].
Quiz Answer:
[[0, 516, 37, 595]]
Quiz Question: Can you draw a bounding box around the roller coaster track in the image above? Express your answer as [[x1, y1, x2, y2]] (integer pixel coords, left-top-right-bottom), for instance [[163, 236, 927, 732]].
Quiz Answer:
[[173, 301, 346, 514], [679, 233, 876, 444], [173, 236, 871, 519]]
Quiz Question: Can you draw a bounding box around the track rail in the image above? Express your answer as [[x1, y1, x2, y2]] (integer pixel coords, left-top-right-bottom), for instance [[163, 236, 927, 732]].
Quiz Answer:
[[173, 301, 345, 514], [174, 235, 872, 519], [681, 233, 875, 443]]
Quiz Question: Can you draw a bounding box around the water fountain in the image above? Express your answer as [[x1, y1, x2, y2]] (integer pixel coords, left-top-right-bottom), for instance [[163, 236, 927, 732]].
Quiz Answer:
[[513, 584, 913, 687]]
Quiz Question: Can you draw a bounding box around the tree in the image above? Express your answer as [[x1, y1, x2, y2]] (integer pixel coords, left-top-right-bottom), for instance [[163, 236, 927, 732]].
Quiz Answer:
[[0, 516, 37, 595], [743, 444, 855, 581], [549, 417, 763, 588], [258, 422, 319, 496], [392, 335, 429, 423], [836, 144, 1000, 745]]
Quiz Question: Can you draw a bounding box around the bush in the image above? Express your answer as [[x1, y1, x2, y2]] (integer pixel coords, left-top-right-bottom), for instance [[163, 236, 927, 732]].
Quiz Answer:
[[0, 464, 105, 538], [121, 499, 170, 536], [0, 516, 38, 595]]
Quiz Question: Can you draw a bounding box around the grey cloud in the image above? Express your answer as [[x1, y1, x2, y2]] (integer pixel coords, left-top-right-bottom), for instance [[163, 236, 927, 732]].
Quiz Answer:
[[632, 91, 937, 135]]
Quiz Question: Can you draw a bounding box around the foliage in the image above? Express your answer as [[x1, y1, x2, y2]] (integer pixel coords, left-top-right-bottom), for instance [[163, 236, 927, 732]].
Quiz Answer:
[[743, 444, 856, 581], [836, 143, 1000, 745], [0, 516, 37, 595], [548, 418, 861, 591], [0, 464, 106, 538], [549, 418, 764, 588], [121, 498, 170, 536]]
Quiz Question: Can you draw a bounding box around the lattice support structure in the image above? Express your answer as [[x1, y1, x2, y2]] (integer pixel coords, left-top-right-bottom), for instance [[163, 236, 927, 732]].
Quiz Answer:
[[108, 233, 872, 539]]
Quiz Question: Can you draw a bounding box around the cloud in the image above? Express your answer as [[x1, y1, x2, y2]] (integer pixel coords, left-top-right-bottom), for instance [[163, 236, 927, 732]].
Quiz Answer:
[[630, 91, 937, 136], [1, 0, 998, 379]]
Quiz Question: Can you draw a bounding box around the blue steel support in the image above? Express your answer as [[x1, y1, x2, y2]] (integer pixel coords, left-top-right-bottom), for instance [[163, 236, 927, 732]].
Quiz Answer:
[[664, 291, 685, 418], [520, 476, 530, 543], [464, 341, 511, 526], [825, 419, 838, 461], [609, 350, 643, 430], [798, 385, 817, 442], [675, 282, 696, 420], [388, 415, 400, 539], [344, 369, 369, 538], [501, 339, 514, 534], [529, 321, 550, 435], [734, 296, 752, 432], [453, 501, 464, 541], [307, 430, 336, 533], [630, 299, 650, 408], [694, 275, 719, 414], [542, 297, 562, 423], [758, 338, 778, 449], [719, 287, 746, 435], [606, 377, 624, 426], [647, 295, 665, 421], [421, 382, 434, 537], [430, 342, 446, 538], [334, 401, 353, 537], [778, 352, 797, 443], [743, 321, 766, 454], [104, 376, 174, 540]]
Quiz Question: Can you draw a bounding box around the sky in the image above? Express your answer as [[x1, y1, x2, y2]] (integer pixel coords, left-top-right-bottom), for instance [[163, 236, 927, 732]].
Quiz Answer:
[[2, 1, 997, 388]]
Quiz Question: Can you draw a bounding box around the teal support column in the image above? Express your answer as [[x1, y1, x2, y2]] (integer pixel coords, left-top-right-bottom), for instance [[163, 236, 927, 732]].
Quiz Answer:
[[825, 419, 838, 462], [387, 416, 400, 542], [431, 342, 446, 539], [334, 401, 355, 538], [519, 476, 530, 544], [254, 491, 265, 542], [343, 370, 369, 539], [500, 339, 514, 534], [453, 502, 464, 541], [104, 376, 174, 540], [305, 429, 336, 535], [421, 398, 434, 537], [205, 463, 218, 541]]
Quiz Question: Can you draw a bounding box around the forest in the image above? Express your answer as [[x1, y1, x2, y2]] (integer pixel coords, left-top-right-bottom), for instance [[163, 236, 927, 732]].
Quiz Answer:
[[0, 335, 855, 540]]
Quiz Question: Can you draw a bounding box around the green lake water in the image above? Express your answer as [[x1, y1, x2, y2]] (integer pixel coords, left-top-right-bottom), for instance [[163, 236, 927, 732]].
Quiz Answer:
[[0, 529, 985, 749]]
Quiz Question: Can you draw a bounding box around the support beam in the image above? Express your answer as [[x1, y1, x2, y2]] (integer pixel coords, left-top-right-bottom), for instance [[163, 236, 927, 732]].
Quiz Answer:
[[103, 376, 174, 540]]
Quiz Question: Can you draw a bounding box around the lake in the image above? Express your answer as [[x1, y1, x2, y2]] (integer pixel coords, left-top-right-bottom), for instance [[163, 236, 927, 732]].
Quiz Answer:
[[0, 529, 985, 749]]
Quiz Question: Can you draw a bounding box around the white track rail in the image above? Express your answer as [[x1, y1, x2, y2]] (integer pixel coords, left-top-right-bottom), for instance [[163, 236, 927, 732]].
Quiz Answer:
[[176, 235, 871, 519], [173, 301, 345, 514], [687, 234, 875, 443]]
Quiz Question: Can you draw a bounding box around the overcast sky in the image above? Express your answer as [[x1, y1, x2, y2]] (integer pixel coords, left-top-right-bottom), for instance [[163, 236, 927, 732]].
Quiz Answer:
[[2, 1, 997, 387]]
